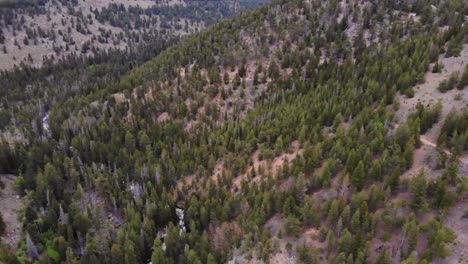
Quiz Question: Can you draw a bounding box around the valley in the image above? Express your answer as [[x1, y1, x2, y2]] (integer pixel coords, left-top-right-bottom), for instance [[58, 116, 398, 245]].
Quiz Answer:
[[0, 0, 467, 263], [0, 0, 266, 70]]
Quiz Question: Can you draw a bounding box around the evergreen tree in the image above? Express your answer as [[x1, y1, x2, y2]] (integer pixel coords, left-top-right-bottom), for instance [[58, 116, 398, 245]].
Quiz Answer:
[[410, 171, 427, 210], [0, 213, 5, 236], [110, 244, 124, 264], [151, 238, 172, 264], [351, 161, 366, 191]]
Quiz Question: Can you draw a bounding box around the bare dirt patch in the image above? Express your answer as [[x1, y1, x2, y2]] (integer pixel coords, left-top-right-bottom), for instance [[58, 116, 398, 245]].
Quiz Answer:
[[397, 44, 468, 142], [397, 44, 468, 179], [229, 213, 324, 264], [233, 140, 304, 190], [438, 198, 468, 264], [0, 0, 190, 70], [176, 141, 305, 201], [113, 92, 127, 103], [157, 112, 170, 122], [395, 43, 468, 263], [0, 175, 22, 250]]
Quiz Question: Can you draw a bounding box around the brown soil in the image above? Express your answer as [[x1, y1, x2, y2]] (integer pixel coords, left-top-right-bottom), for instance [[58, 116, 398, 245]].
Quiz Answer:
[[233, 140, 304, 190], [397, 44, 468, 179], [438, 198, 468, 264], [230, 213, 325, 264], [396, 44, 468, 143], [396, 44, 468, 263], [0, 175, 22, 250], [0, 0, 191, 71]]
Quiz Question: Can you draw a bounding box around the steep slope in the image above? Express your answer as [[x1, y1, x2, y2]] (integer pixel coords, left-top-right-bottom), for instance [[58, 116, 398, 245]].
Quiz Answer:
[[0, 0, 267, 70], [0, 175, 21, 251], [398, 43, 468, 180], [0, 0, 467, 263]]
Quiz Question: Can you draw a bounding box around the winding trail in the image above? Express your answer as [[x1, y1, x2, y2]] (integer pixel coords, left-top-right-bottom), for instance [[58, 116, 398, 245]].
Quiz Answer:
[[395, 43, 468, 173], [419, 135, 468, 168]]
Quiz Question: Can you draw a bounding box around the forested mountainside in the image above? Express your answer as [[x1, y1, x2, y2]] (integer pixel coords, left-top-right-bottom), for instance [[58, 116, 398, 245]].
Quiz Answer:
[[0, 0, 467, 263], [0, 0, 268, 141], [0, 0, 267, 70]]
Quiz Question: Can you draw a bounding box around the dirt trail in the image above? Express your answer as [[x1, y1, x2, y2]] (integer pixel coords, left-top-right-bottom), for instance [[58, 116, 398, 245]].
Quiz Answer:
[[396, 44, 468, 263], [397, 43, 468, 179], [419, 135, 468, 165], [419, 136, 438, 149], [0, 175, 22, 250]]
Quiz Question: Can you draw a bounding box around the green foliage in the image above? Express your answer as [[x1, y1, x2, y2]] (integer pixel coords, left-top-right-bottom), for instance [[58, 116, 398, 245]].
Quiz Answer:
[[408, 102, 442, 134], [297, 244, 318, 264], [422, 220, 456, 261], [401, 220, 419, 259], [459, 64, 468, 89], [110, 244, 124, 264], [432, 61, 443, 73], [0, 0, 463, 263], [0, 246, 19, 264], [0, 212, 5, 236], [437, 110, 468, 154], [351, 161, 366, 191], [268, 60, 279, 80], [410, 171, 428, 210], [437, 71, 460, 92], [376, 249, 391, 264]]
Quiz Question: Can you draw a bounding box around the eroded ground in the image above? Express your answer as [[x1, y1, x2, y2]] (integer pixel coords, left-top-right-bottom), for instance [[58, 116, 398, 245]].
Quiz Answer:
[[397, 43, 468, 180], [0, 0, 192, 70], [397, 44, 468, 263], [0, 174, 22, 250]]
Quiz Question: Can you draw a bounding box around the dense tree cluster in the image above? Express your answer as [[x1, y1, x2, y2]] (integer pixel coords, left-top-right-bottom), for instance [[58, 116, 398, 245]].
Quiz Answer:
[[438, 111, 468, 155], [407, 101, 442, 134], [0, 0, 265, 69], [0, 0, 466, 263]]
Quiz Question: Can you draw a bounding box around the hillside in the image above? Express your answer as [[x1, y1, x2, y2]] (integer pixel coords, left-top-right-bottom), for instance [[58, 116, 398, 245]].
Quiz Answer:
[[0, 0, 267, 70], [0, 0, 467, 263]]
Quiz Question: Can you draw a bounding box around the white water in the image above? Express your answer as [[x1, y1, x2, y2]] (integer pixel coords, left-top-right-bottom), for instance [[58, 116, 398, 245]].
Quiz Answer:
[[42, 113, 50, 132], [176, 208, 186, 234]]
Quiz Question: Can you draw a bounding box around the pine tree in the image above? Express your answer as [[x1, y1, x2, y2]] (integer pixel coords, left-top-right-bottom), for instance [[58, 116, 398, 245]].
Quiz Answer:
[[426, 220, 456, 260], [376, 249, 391, 264], [410, 170, 427, 210], [284, 215, 301, 237], [338, 229, 353, 255], [459, 65, 468, 89], [387, 166, 401, 193], [238, 64, 247, 77], [346, 150, 359, 174], [151, 238, 172, 264], [327, 200, 340, 224], [0, 212, 5, 236], [351, 161, 366, 191], [223, 72, 230, 84], [402, 220, 419, 258], [207, 254, 217, 264], [110, 244, 124, 264], [442, 162, 458, 184], [283, 196, 296, 217], [125, 131, 136, 152], [403, 139, 415, 169], [268, 60, 279, 80], [187, 250, 203, 264], [124, 239, 139, 264]]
